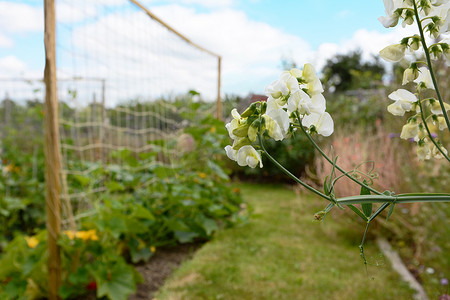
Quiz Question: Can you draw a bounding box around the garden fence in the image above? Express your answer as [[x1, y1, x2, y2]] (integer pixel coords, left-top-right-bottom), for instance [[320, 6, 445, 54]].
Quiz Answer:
[[0, 0, 222, 298]]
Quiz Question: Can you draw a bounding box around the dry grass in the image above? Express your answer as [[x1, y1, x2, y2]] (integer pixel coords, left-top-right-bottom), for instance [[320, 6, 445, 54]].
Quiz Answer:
[[310, 123, 412, 197]]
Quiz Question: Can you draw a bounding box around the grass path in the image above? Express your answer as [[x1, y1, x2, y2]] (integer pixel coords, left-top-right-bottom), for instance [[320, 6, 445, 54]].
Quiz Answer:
[[155, 183, 414, 300]]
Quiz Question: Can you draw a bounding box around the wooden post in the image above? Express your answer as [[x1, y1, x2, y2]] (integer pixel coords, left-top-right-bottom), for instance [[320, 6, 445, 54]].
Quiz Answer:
[[44, 0, 62, 299], [216, 56, 222, 120]]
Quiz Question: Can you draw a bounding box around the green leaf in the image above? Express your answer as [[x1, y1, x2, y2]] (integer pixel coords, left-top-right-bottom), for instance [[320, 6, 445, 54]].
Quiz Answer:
[[386, 203, 395, 222], [105, 181, 125, 192], [68, 267, 90, 285], [348, 204, 368, 221], [323, 176, 330, 196], [94, 261, 137, 300], [2, 277, 27, 298], [174, 231, 199, 243], [360, 180, 372, 218], [128, 239, 153, 264], [200, 217, 219, 236], [133, 205, 155, 220], [207, 160, 229, 180]]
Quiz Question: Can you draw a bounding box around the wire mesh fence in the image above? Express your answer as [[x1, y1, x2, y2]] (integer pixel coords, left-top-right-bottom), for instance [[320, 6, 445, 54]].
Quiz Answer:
[[0, 0, 221, 231]]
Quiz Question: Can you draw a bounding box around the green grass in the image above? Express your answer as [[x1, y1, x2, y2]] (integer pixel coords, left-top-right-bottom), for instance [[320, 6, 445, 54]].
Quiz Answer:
[[155, 183, 415, 300]]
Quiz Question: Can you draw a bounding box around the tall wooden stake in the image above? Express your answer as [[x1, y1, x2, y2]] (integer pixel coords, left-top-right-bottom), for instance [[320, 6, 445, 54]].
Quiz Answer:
[[216, 56, 222, 120], [44, 0, 62, 298]]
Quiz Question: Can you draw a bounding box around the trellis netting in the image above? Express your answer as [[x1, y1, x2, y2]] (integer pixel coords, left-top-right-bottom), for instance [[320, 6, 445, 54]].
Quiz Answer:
[[0, 0, 221, 230], [55, 0, 221, 226]]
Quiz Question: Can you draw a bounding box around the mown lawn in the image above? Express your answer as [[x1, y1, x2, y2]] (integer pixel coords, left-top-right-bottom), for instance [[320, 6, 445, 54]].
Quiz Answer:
[[155, 183, 415, 300]]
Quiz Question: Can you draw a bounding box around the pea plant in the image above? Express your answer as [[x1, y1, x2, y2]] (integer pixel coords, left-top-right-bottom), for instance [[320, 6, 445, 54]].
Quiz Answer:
[[224, 0, 450, 263]]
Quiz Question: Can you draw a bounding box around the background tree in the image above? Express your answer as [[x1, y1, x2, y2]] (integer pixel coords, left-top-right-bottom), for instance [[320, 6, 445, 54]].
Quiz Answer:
[[322, 50, 385, 92]]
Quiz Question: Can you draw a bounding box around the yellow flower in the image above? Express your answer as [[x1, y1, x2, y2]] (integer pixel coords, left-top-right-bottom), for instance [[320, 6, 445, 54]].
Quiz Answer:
[[209, 127, 216, 133], [198, 172, 207, 179], [150, 246, 156, 253], [63, 230, 76, 240], [25, 236, 39, 249], [76, 230, 99, 241], [63, 229, 99, 241]]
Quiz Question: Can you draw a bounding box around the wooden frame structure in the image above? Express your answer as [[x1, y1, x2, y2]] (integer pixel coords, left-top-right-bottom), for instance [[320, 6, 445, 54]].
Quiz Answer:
[[42, 0, 222, 297]]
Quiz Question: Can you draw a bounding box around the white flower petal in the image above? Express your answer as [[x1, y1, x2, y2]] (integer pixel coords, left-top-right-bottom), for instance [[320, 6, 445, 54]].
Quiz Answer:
[[224, 145, 237, 161], [310, 94, 326, 114], [388, 89, 418, 103], [231, 108, 240, 120], [302, 112, 334, 137], [380, 44, 406, 62], [263, 114, 284, 141], [236, 145, 263, 168], [387, 102, 406, 116]]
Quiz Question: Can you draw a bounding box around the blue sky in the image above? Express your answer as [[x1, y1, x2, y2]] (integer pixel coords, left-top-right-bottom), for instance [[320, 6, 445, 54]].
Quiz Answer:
[[0, 0, 409, 101]]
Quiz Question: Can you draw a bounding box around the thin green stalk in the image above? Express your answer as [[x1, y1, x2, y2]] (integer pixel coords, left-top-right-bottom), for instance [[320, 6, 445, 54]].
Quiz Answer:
[[296, 115, 383, 195], [413, 0, 450, 133], [336, 194, 450, 205], [417, 97, 450, 162], [258, 134, 332, 201]]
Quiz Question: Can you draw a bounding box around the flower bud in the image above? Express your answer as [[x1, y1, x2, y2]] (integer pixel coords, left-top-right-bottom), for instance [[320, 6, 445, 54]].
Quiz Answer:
[[247, 119, 261, 142], [435, 116, 447, 131], [408, 36, 421, 51], [416, 142, 431, 161], [232, 123, 250, 138], [232, 137, 251, 150], [241, 103, 258, 118], [402, 68, 419, 85]]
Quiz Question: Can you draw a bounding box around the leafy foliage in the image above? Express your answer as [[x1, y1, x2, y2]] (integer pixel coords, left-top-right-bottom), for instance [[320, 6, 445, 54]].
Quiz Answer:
[[0, 97, 246, 299]]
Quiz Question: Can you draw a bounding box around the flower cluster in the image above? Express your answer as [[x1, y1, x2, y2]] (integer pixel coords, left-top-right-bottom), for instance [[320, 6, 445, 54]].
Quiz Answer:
[[379, 0, 450, 160], [225, 64, 333, 168], [63, 229, 99, 241]]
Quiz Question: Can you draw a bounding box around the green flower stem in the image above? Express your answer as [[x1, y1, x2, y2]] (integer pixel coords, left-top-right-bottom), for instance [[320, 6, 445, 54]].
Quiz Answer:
[[418, 97, 450, 162], [296, 115, 383, 196], [413, 0, 450, 134], [336, 193, 450, 205], [258, 134, 332, 201]]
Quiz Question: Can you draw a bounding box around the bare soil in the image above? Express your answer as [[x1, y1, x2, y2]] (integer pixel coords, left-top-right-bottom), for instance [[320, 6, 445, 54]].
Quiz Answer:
[[129, 243, 202, 300]]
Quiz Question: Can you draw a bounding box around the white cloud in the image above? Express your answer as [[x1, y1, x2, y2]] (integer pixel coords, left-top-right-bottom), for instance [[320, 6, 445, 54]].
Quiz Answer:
[[170, 0, 234, 8], [150, 5, 312, 94], [311, 26, 418, 72], [0, 55, 27, 74], [0, 32, 13, 48], [0, 2, 43, 33]]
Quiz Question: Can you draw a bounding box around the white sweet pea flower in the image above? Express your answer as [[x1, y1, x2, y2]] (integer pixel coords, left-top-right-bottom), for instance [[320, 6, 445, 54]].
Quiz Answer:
[[302, 112, 334, 137], [287, 89, 312, 115], [265, 70, 300, 106], [265, 79, 289, 101], [236, 145, 263, 168], [430, 100, 450, 114], [262, 114, 284, 141], [387, 89, 418, 116], [310, 94, 326, 114], [400, 122, 420, 139], [431, 0, 449, 5], [402, 67, 419, 85], [266, 99, 290, 137], [416, 141, 431, 160], [434, 116, 447, 130], [225, 108, 243, 139], [380, 44, 407, 62], [301, 63, 324, 95], [422, 2, 450, 35], [378, 0, 411, 28], [224, 145, 237, 161], [432, 144, 448, 159], [414, 67, 434, 89]]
